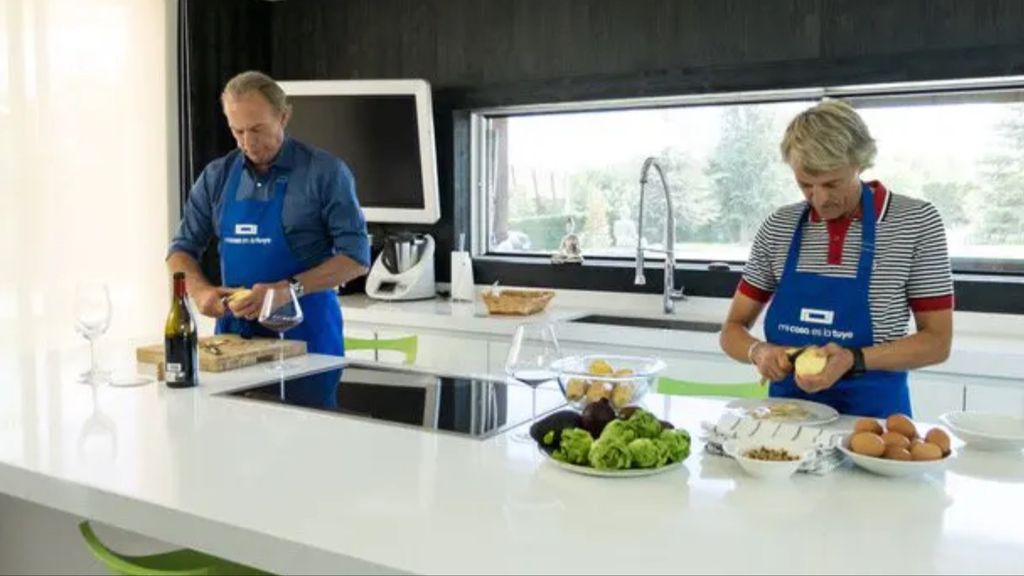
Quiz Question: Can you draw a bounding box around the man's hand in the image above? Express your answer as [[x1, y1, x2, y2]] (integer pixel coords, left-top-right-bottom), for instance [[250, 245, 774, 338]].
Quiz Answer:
[[751, 343, 795, 383], [192, 285, 235, 318], [794, 343, 854, 394], [227, 280, 289, 321]]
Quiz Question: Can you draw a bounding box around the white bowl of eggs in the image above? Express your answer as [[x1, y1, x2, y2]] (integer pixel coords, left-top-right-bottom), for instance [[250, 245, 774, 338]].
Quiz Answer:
[[838, 414, 954, 478]]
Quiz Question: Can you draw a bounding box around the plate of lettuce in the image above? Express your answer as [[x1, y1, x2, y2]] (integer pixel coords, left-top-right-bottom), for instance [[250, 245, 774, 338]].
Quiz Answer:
[[530, 403, 690, 477]]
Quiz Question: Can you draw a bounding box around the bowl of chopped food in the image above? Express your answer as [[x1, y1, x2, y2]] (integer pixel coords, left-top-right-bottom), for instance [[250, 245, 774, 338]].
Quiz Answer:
[[723, 439, 814, 480], [550, 354, 665, 413], [725, 397, 840, 426]]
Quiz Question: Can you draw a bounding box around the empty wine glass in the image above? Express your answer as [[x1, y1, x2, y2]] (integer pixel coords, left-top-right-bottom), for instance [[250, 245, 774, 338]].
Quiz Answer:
[[74, 282, 112, 385], [258, 285, 303, 373], [505, 322, 561, 442]]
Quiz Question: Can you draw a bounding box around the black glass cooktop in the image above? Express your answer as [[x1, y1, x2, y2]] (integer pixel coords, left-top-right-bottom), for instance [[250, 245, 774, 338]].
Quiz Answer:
[[220, 364, 564, 440]]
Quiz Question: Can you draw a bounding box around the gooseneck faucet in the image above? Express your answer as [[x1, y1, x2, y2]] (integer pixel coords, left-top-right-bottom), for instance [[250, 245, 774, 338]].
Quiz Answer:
[[635, 157, 686, 314]]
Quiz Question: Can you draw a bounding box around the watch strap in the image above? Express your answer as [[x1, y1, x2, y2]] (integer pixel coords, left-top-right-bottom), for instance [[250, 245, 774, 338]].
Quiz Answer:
[[846, 347, 866, 378]]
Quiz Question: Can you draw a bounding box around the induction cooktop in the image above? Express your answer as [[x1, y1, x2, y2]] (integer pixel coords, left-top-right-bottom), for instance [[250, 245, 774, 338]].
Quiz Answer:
[[219, 363, 565, 440]]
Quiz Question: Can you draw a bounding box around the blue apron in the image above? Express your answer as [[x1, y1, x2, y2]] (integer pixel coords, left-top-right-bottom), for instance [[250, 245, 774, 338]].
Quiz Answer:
[[215, 154, 342, 407], [764, 183, 911, 418]]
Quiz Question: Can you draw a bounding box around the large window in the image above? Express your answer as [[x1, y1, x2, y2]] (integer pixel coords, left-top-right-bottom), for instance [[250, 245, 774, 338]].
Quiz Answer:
[[471, 80, 1024, 274]]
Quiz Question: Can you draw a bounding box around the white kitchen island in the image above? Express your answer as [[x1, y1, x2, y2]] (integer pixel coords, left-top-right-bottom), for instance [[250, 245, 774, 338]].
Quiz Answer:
[[1, 336, 1023, 575]]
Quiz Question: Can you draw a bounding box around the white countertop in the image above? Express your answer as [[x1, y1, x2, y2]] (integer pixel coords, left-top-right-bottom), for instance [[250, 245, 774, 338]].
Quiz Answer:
[[340, 289, 1024, 383], [2, 339, 1024, 574]]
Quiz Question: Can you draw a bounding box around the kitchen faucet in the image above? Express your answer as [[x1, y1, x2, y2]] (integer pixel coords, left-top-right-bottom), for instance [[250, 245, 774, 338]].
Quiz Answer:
[[634, 157, 686, 314]]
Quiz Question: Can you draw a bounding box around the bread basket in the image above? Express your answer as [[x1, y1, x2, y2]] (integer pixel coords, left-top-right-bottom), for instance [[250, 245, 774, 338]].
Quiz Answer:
[[481, 289, 555, 315]]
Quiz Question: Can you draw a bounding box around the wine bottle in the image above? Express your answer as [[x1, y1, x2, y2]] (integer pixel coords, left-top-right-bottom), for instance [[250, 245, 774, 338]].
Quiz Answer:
[[164, 272, 198, 388]]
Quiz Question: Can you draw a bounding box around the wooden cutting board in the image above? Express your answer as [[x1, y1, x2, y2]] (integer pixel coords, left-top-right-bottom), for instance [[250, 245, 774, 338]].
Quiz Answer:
[[136, 334, 307, 373]]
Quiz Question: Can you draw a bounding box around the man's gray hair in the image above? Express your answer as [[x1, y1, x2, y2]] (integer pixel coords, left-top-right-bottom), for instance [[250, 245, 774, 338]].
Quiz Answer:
[[222, 71, 290, 116], [780, 99, 877, 173]]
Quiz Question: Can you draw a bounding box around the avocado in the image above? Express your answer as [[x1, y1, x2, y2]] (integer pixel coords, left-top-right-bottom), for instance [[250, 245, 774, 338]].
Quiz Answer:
[[529, 410, 584, 452]]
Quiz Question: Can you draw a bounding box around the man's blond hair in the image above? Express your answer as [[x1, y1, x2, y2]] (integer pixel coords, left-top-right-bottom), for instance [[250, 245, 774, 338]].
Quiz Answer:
[[780, 99, 876, 173], [222, 70, 290, 117]]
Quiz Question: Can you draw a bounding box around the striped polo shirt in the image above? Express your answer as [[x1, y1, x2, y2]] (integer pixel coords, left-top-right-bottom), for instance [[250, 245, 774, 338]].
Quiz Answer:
[[738, 181, 954, 344]]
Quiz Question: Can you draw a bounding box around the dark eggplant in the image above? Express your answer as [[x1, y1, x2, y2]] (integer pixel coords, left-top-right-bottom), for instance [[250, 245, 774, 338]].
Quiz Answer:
[[580, 400, 616, 438]]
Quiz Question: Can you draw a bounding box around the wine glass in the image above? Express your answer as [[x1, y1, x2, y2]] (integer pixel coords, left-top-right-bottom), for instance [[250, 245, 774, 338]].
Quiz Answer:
[[74, 282, 112, 385], [258, 285, 304, 372], [505, 322, 561, 442]]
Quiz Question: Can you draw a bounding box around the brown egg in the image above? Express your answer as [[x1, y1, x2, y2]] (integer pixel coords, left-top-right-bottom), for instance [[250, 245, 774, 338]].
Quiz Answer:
[[854, 418, 884, 435], [850, 432, 886, 457], [885, 414, 918, 440], [925, 428, 952, 456], [911, 442, 943, 461], [881, 431, 911, 449], [883, 445, 913, 461]]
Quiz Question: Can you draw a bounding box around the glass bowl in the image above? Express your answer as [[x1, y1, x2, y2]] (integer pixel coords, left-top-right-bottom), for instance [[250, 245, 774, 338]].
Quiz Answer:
[[550, 354, 666, 412]]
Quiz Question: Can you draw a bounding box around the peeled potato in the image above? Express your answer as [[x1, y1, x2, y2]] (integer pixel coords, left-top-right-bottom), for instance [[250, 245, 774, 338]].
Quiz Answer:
[[588, 359, 614, 376], [610, 383, 634, 409], [794, 347, 827, 376], [585, 381, 612, 403], [911, 442, 943, 461], [885, 414, 918, 440], [227, 288, 252, 303], [883, 445, 913, 461], [925, 428, 951, 456], [854, 418, 884, 435], [881, 431, 911, 449], [850, 432, 886, 457], [565, 378, 588, 401]]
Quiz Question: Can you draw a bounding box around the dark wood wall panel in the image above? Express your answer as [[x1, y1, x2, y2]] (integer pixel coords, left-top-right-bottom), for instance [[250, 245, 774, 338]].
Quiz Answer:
[[184, 0, 1024, 283], [185, 0, 272, 180]]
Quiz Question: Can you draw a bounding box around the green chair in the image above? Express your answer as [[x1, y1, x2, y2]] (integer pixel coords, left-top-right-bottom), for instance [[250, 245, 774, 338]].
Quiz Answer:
[[344, 334, 418, 365], [656, 377, 768, 399], [79, 522, 267, 576]]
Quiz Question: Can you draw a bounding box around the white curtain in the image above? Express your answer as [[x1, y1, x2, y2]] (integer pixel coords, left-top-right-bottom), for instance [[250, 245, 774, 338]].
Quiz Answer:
[[0, 0, 174, 351]]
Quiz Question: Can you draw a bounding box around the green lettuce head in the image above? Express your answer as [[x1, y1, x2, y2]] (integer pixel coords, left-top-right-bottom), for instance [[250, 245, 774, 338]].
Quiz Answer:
[[627, 409, 663, 440], [599, 419, 637, 444], [656, 428, 691, 463], [552, 428, 593, 465], [627, 438, 666, 468], [588, 438, 633, 470]]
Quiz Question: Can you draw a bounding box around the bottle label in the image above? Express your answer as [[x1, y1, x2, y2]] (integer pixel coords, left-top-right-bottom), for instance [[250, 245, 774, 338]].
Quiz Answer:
[[164, 334, 198, 387], [166, 363, 183, 382]]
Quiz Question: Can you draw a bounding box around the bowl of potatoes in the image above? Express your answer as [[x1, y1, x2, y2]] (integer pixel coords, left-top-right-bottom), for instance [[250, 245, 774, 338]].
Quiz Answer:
[[839, 414, 954, 477], [550, 354, 666, 413]]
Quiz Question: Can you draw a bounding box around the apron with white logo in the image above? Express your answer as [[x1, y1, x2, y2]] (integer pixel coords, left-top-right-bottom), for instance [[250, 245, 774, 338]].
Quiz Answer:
[[215, 154, 343, 406], [764, 183, 910, 417]]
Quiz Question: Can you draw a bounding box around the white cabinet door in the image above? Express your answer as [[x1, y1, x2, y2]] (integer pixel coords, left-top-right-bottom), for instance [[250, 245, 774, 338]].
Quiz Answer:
[[965, 383, 1024, 417], [908, 372, 965, 422], [487, 341, 589, 378], [656, 353, 761, 385], [377, 328, 490, 374]]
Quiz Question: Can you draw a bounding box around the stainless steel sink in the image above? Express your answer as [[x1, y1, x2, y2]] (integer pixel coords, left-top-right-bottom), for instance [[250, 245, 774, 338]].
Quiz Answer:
[[568, 314, 721, 333]]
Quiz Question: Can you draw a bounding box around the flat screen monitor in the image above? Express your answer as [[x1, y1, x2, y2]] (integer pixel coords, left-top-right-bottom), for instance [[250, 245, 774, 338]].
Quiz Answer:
[[279, 79, 440, 224]]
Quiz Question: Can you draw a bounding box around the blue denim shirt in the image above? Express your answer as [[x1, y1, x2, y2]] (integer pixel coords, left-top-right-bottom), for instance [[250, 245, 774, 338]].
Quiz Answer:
[[168, 137, 370, 270]]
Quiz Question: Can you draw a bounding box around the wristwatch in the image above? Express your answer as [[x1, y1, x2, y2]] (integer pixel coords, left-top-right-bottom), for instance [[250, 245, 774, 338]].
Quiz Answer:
[[288, 276, 305, 298], [845, 347, 867, 378]]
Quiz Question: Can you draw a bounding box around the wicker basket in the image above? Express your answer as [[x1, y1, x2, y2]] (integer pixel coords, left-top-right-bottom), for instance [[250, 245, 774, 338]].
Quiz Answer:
[[481, 289, 556, 316]]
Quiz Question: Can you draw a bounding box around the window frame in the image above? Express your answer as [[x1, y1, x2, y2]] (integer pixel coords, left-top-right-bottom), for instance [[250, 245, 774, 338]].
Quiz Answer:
[[469, 75, 1024, 277]]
